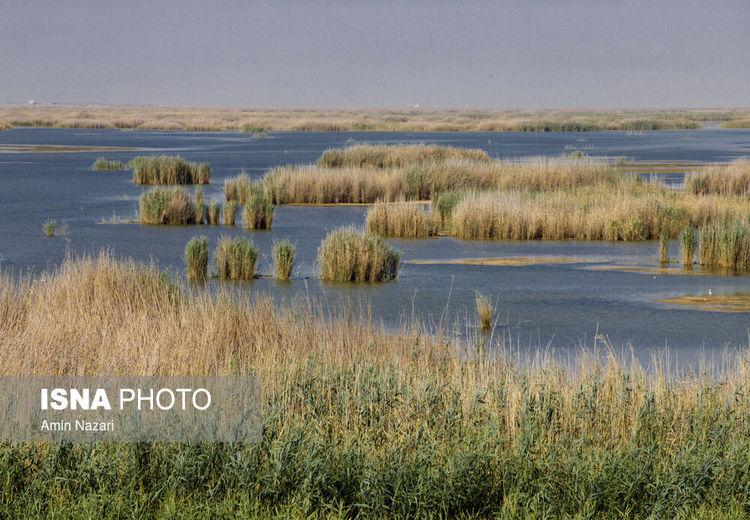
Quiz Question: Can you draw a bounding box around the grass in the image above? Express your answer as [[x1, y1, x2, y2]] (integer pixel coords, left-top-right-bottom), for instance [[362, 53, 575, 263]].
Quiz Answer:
[[264, 156, 620, 205], [679, 225, 697, 267], [184, 236, 208, 281], [698, 220, 750, 270], [433, 191, 464, 223], [42, 219, 57, 237], [139, 187, 196, 225], [318, 144, 489, 168], [243, 194, 274, 230], [91, 157, 122, 171], [129, 155, 211, 185], [686, 160, 750, 196], [366, 201, 440, 238], [2, 254, 750, 517], [446, 187, 750, 241], [475, 292, 494, 331], [224, 173, 263, 204], [318, 227, 401, 281], [207, 202, 221, 225], [214, 236, 258, 280], [3, 105, 745, 132], [222, 201, 238, 226], [272, 239, 295, 280], [659, 232, 670, 264], [194, 186, 207, 224]]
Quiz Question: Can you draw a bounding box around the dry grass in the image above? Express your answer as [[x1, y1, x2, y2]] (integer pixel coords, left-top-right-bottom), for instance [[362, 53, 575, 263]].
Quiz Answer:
[[214, 236, 258, 280], [448, 187, 750, 241], [264, 156, 623, 204], [318, 144, 489, 168], [129, 156, 210, 185], [475, 292, 495, 331], [2, 255, 750, 516], [366, 201, 440, 238], [318, 227, 401, 281], [3, 105, 745, 132], [139, 187, 197, 225], [686, 160, 750, 196]]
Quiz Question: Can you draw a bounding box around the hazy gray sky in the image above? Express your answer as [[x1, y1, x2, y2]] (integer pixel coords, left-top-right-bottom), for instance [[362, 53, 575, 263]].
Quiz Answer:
[[1, 0, 748, 108]]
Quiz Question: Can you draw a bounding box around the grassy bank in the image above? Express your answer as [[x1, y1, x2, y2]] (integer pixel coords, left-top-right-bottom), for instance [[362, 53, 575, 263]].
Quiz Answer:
[[1, 255, 750, 517], [3, 105, 747, 133], [130, 156, 211, 185]]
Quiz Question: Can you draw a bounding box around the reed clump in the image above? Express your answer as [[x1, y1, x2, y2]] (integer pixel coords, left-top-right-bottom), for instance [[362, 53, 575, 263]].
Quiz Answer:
[[184, 236, 208, 281], [129, 155, 211, 185], [2, 254, 750, 517], [139, 187, 196, 225], [698, 220, 750, 270], [272, 239, 295, 280], [243, 194, 274, 230], [222, 201, 238, 226], [433, 191, 464, 223], [92, 157, 122, 171], [42, 219, 57, 237], [658, 233, 670, 264], [686, 160, 750, 196], [366, 201, 440, 238], [475, 292, 494, 330], [679, 225, 697, 267], [214, 236, 258, 280], [207, 202, 221, 225], [194, 187, 207, 224], [318, 227, 401, 281], [318, 144, 490, 168], [224, 173, 262, 204]]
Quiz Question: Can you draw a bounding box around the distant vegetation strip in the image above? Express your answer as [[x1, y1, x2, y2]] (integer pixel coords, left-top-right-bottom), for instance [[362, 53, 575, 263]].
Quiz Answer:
[[129, 155, 210, 185], [3, 105, 749, 132], [2, 254, 750, 517]]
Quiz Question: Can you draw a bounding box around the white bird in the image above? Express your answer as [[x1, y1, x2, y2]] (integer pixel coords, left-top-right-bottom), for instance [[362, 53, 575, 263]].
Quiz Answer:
[[708, 289, 712, 296]]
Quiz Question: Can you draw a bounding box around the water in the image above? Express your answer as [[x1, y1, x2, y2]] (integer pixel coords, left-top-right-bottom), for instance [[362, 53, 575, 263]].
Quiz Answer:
[[1, 127, 750, 366]]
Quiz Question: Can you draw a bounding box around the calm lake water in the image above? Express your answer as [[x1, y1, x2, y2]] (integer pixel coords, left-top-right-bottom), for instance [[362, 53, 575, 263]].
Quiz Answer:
[[1, 127, 750, 366]]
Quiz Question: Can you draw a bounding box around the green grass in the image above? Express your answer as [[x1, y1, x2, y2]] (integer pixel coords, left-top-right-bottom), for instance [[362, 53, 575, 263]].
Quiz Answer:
[[139, 187, 197, 225], [243, 194, 274, 230], [214, 236, 258, 280], [679, 225, 697, 267], [223, 201, 238, 226], [184, 236, 208, 281], [699, 220, 750, 270], [129, 155, 211, 185], [272, 240, 295, 280], [42, 219, 56, 237], [318, 227, 401, 282], [91, 158, 122, 171], [433, 191, 464, 223], [659, 232, 670, 264]]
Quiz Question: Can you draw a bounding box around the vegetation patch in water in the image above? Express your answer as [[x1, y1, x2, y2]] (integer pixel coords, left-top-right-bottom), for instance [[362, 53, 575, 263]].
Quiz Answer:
[[318, 227, 401, 282], [129, 155, 211, 185]]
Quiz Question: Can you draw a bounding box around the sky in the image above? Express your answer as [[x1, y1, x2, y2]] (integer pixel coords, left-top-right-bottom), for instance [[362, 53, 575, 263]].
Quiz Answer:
[[1, 0, 748, 108]]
